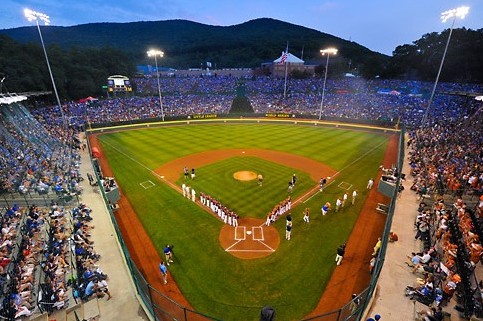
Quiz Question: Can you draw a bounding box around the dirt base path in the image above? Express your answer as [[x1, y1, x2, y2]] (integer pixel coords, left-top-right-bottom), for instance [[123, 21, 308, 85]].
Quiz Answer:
[[155, 148, 336, 183], [89, 135, 193, 308], [304, 133, 398, 317], [156, 148, 337, 260], [88, 132, 398, 318]]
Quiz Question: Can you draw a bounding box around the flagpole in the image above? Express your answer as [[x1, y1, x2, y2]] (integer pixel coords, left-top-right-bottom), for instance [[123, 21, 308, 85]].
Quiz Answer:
[[283, 60, 288, 98], [277, 42, 289, 99]]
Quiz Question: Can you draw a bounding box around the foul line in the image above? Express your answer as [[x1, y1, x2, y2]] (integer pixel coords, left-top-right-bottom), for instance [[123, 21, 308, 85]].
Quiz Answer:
[[225, 240, 242, 251], [301, 139, 388, 204], [102, 139, 245, 224], [100, 140, 181, 192], [257, 240, 276, 252]]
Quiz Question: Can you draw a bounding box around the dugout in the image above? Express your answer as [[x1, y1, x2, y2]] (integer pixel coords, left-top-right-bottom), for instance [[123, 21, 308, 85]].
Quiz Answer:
[[105, 186, 120, 205]]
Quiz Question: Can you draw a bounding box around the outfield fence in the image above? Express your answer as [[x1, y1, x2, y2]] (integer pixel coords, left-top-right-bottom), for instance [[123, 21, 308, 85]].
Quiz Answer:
[[87, 113, 398, 131], [85, 119, 405, 321]]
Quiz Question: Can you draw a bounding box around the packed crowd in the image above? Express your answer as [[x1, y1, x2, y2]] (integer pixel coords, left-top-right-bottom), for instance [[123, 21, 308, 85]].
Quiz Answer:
[[24, 76, 483, 130], [0, 99, 111, 319], [403, 113, 483, 319], [0, 103, 83, 197], [0, 201, 109, 319]]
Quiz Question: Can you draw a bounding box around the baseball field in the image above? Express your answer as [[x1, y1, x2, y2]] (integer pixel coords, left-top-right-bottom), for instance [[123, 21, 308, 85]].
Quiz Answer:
[[92, 120, 393, 321]]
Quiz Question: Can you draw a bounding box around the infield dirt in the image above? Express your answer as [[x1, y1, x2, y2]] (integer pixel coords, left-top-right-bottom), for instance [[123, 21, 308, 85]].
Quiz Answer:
[[88, 132, 398, 318]]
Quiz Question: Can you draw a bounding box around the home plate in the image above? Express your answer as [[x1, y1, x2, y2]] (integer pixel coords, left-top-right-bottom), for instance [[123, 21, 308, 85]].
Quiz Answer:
[[242, 151, 245, 154], [161, 176, 165, 178], [246, 230, 252, 235]]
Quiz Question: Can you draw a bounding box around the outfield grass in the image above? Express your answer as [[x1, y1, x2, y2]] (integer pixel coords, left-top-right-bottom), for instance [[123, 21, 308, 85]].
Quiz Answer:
[[98, 122, 389, 321]]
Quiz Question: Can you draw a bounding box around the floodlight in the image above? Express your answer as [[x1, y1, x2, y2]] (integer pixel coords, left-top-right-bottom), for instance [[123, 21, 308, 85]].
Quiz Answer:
[[421, 6, 470, 127], [318, 48, 338, 120], [24, 8, 50, 25], [147, 49, 165, 121], [441, 6, 470, 23], [320, 48, 338, 55], [24, 8, 66, 128]]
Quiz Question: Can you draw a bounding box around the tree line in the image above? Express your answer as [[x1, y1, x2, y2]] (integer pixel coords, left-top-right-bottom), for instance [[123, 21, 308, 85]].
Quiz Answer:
[[0, 26, 482, 101], [0, 35, 135, 101]]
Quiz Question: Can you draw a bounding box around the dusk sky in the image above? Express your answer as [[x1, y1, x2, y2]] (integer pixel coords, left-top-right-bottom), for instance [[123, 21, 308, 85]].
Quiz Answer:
[[1, 0, 481, 55]]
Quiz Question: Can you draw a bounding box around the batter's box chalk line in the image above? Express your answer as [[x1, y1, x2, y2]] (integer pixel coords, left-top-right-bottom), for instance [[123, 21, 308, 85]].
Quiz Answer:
[[338, 182, 353, 191], [252, 226, 264, 241], [226, 226, 274, 252], [234, 226, 247, 241], [140, 180, 155, 189]]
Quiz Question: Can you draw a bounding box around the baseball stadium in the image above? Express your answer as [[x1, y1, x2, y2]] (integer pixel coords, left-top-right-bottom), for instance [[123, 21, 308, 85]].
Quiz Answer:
[[1, 12, 483, 321], [1, 72, 482, 321]]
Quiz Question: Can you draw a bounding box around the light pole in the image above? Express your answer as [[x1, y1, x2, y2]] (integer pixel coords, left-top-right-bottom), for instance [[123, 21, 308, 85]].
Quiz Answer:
[[318, 48, 338, 120], [0, 75, 5, 94], [24, 8, 67, 128], [421, 6, 470, 127], [147, 49, 165, 121]]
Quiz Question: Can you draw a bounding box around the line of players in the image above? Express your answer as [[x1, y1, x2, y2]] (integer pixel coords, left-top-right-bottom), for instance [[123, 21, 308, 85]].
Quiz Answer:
[[265, 196, 292, 226], [200, 192, 239, 227]]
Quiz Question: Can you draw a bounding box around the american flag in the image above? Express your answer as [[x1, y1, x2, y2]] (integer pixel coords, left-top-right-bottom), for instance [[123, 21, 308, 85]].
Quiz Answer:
[[280, 52, 288, 64], [279, 43, 289, 64]]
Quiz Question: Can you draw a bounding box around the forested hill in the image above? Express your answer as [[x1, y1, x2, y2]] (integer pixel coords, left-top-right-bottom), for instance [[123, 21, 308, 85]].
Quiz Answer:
[[0, 18, 386, 69]]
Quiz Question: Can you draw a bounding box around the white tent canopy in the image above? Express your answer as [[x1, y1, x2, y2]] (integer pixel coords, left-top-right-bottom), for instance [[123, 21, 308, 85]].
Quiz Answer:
[[273, 52, 304, 64]]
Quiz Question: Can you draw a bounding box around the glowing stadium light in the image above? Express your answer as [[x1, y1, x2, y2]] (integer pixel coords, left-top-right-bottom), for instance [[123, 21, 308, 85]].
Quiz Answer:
[[24, 8, 67, 128], [318, 48, 338, 120], [441, 6, 470, 23], [24, 8, 51, 25], [421, 6, 470, 128], [0, 94, 28, 105], [147, 49, 165, 121], [320, 48, 338, 56]]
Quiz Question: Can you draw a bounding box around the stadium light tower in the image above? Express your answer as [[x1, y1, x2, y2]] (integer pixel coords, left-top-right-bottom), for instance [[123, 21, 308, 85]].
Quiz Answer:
[[147, 49, 165, 121], [24, 8, 67, 128], [421, 6, 470, 127], [318, 48, 338, 120]]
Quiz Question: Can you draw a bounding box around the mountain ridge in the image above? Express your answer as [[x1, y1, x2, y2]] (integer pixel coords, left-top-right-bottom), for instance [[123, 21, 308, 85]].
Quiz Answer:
[[0, 18, 386, 69]]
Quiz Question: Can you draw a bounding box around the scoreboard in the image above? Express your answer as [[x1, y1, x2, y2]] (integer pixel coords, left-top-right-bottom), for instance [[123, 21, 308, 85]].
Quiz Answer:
[[107, 75, 132, 92]]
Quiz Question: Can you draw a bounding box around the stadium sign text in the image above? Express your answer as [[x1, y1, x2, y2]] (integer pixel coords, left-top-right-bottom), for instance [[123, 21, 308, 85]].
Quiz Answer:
[[192, 114, 217, 119], [265, 113, 291, 118]]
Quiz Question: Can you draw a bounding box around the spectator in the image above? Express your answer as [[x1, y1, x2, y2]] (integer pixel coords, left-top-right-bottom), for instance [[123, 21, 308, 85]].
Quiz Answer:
[[388, 231, 398, 242]]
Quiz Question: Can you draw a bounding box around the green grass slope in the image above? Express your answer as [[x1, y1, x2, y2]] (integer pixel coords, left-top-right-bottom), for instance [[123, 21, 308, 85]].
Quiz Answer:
[[98, 123, 388, 321]]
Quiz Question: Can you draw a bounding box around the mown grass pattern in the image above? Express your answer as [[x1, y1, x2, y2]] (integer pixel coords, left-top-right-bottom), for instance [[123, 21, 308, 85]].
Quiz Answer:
[[98, 123, 388, 321]]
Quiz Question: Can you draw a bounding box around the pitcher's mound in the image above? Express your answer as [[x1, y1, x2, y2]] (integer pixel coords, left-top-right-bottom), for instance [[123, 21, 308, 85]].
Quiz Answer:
[[233, 171, 257, 181]]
